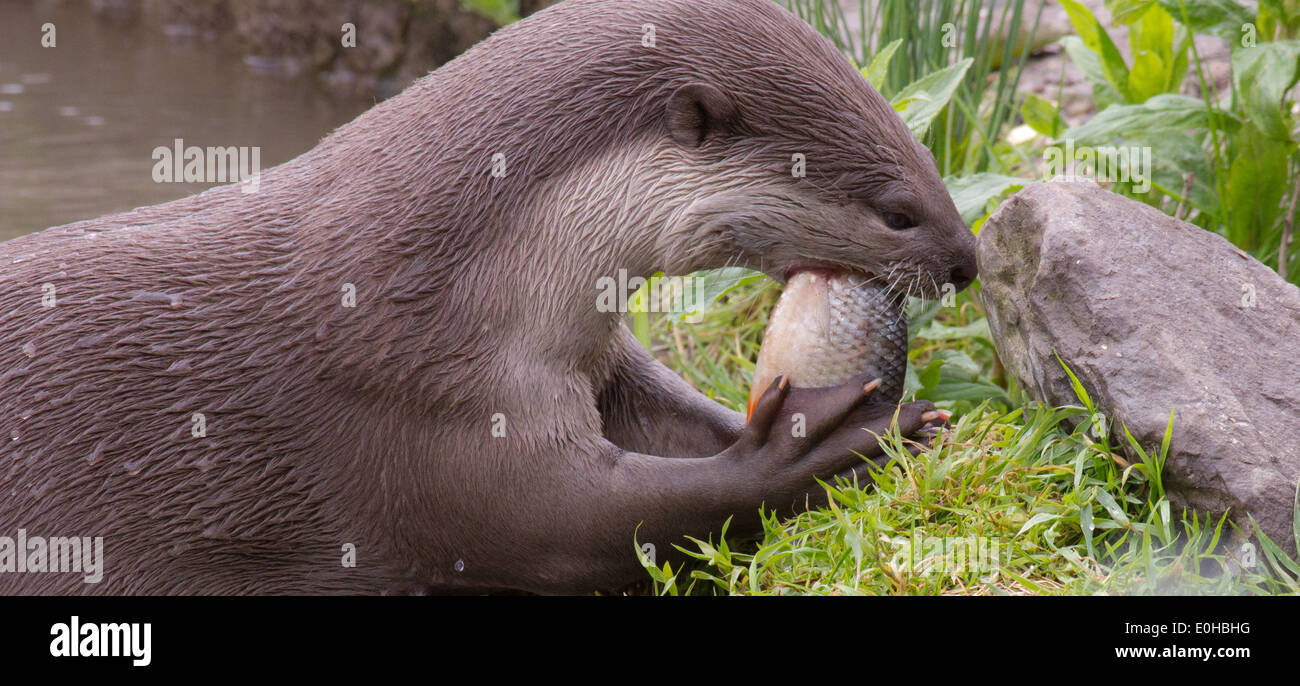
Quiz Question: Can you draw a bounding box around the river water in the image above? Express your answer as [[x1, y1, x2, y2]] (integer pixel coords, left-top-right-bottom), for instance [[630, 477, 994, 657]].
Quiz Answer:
[[0, 2, 373, 240]]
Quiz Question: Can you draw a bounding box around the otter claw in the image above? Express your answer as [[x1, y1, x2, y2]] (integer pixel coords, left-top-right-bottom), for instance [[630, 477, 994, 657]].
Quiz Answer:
[[919, 409, 953, 425]]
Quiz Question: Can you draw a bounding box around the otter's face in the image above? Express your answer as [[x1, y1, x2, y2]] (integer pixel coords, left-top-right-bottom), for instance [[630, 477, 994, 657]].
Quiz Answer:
[[662, 79, 977, 301]]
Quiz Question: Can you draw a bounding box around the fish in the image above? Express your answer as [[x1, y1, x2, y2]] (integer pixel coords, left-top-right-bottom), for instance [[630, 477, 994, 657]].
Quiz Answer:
[[746, 270, 908, 421]]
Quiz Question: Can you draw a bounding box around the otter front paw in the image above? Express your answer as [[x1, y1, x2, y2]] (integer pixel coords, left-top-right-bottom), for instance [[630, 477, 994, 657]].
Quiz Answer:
[[720, 375, 923, 502]]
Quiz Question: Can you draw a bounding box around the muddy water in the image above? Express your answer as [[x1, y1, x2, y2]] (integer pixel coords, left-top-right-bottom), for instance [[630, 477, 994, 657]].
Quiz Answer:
[[0, 2, 373, 240]]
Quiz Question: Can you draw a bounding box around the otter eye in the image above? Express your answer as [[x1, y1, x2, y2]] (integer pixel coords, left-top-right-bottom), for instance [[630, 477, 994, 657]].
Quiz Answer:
[[883, 212, 916, 230]]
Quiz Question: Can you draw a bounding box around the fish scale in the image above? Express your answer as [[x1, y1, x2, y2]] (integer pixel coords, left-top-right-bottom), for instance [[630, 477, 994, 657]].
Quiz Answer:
[[746, 271, 908, 421]]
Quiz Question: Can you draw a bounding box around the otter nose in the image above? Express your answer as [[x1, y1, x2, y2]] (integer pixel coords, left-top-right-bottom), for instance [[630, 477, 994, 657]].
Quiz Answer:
[[949, 258, 977, 292]]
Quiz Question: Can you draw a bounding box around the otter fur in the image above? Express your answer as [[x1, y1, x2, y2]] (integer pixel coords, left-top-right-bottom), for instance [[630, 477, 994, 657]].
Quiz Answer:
[[0, 0, 975, 594]]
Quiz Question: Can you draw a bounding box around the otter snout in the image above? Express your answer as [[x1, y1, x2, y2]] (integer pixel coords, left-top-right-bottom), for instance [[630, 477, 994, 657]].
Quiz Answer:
[[949, 245, 978, 292], [928, 205, 980, 295]]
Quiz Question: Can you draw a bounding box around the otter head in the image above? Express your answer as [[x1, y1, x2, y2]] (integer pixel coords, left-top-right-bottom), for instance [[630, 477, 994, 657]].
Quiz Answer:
[[444, 0, 976, 305], [646, 0, 977, 299]]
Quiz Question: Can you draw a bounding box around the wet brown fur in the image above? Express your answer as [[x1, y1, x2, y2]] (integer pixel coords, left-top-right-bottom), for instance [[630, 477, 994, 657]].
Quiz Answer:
[[0, 0, 973, 593]]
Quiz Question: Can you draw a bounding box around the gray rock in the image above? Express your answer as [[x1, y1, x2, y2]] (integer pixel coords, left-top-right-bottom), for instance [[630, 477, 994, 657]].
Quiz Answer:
[[978, 181, 1300, 555]]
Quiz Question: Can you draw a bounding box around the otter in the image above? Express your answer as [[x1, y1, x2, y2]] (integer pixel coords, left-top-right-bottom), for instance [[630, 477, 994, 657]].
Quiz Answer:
[[0, 0, 976, 594]]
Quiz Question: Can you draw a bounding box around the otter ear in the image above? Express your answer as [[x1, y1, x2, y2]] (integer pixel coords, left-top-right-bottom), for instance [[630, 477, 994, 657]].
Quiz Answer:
[[665, 83, 737, 147]]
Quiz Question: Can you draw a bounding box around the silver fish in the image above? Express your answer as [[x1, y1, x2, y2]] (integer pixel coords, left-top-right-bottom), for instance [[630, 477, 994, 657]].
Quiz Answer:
[[747, 270, 907, 420]]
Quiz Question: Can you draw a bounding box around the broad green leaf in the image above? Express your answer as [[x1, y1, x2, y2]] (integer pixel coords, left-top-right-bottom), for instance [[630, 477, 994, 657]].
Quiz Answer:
[[916, 317, 995, 345], [1132, 2, 1175, 67], [918, 358, 944, 391], [1230, 39, 1300, 142], [912, 351, 1012, 407], [1156, 0, 1254, 39], [1123, 130, 1214, 207], [905, 297, 945, 336], [1128, 50, 1167, 103], [1110, 0, 1157, 25], [1127, 4, 1178, 101], [920, 381, 1013, 406], [1061, 94, 1231, 145], [676, 267, 765, 321], [1060, 36, 1125, 109], [1225, 122, 1290, 249], [862, 39, 903, 93], [1257, 0, 1287, 16], [935, 349, 981, 379], [1257, 3, 1280, 43], [944, 173, 1027, 225], [902, 364, 921, 396], [1060, 0, 1134, 101], [890, 58, 974, 138], [1021, 93, 1066, 137]]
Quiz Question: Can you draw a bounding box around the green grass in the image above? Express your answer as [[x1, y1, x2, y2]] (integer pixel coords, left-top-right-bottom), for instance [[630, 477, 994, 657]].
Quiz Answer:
[[627, 0, 1300, 595], [637, 279, 1300, 595]]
